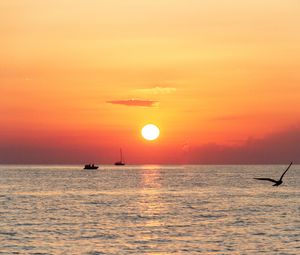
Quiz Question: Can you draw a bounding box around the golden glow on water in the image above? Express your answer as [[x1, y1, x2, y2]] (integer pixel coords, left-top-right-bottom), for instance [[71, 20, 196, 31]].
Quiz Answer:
[[138, 167, 165, 222], [134, 167, 171, 250], [140, 166, 162, 189]]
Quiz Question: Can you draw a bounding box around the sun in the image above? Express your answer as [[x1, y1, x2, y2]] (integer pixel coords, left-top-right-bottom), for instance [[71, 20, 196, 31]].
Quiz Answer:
[[141, 124, 160, 141]]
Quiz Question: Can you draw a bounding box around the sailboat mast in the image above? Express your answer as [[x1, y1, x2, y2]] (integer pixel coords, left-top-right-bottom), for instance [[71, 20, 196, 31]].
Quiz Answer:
[[120, 148, 123, 162]]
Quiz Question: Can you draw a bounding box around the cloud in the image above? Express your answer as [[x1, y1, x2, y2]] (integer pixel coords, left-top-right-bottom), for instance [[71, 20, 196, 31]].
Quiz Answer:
[[134, 86, 177, 95], [210, 114, 254, 121], [185, 126, 300, 164], [107, 99, 158, 107]]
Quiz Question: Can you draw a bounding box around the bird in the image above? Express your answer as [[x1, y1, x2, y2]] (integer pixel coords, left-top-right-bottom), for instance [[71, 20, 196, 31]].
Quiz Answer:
[[254, 162, 293, 186]]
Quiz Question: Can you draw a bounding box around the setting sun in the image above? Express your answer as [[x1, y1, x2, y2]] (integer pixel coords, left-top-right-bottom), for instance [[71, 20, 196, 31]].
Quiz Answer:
[[141, 124, 160, 141]]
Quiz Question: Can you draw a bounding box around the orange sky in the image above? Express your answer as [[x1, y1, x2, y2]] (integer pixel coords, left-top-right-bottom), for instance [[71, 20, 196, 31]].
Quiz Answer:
[[1, 1, 300, 164]]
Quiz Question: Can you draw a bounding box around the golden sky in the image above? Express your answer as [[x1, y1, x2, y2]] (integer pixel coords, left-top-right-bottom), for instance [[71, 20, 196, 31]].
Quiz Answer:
[[1, 0, 300, 163]]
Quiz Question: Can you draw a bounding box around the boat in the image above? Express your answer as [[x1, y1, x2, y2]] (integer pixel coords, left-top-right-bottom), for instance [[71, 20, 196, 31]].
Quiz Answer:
[[84, 164, 99, 170], [114, 149, 125, 166]]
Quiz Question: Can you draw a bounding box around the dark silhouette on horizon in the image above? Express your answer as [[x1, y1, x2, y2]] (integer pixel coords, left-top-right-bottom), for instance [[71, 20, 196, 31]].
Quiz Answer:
[[115, 148, 125, 166], [254, 162, 293, 186], [84, 163, 99, 170]]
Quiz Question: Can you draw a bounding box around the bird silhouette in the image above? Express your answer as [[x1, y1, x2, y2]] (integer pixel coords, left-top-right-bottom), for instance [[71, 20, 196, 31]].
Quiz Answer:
[[254, 162, 293, 186]]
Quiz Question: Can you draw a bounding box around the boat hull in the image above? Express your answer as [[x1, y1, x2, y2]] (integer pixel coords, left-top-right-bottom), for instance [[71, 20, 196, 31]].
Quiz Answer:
[[114, 162, 125, 166], [84, 164, 99, 170]]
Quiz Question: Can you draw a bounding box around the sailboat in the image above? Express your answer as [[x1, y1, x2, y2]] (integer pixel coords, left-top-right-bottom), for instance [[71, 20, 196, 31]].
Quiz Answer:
[[114, 149, 125, 166]]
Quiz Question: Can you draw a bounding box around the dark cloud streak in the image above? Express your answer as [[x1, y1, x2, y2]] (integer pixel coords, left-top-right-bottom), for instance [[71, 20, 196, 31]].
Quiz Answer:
[[107, 99, 157, 107]]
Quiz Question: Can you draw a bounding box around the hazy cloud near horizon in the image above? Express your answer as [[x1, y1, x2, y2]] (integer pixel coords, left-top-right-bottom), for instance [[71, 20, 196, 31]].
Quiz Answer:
[[185, 126, 300, 164], [107, 99, 158, 107]]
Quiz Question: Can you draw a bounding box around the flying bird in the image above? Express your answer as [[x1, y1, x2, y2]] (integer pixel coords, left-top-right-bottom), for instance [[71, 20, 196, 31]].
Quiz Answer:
[[254, 162, 293, 186]]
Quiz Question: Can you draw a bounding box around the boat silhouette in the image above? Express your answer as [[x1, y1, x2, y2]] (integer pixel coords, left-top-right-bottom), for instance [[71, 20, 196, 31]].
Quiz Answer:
[[84, 164, 99, 170], [115, 149, 125, 166]]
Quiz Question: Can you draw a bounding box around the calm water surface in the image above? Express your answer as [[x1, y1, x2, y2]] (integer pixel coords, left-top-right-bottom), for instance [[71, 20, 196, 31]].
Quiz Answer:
[[0, 165, 299, 254]]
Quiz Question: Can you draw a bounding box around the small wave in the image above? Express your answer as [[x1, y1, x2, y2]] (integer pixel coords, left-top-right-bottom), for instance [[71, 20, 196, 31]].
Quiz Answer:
[[0, 231, 17, 236], [80, 234, 119, 240], [196, 214, 223, 220], [253, 232, 266, 236]]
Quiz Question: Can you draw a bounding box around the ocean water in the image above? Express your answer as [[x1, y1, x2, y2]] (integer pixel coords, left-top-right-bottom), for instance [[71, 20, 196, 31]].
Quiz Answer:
[[0, 165, 299, 255]]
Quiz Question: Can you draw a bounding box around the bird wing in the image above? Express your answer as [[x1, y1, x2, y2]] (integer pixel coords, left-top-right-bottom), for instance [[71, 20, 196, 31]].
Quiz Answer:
[[253, 178, 278, 183], [279, 162, 293, 181]]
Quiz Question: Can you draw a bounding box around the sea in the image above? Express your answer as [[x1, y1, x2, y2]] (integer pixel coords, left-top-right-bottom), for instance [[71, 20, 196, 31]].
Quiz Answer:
[[0, 165, 299, 255]]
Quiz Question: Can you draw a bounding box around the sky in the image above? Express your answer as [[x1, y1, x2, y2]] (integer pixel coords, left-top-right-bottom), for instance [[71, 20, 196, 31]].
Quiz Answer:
[[1, 0, 300, 164]]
